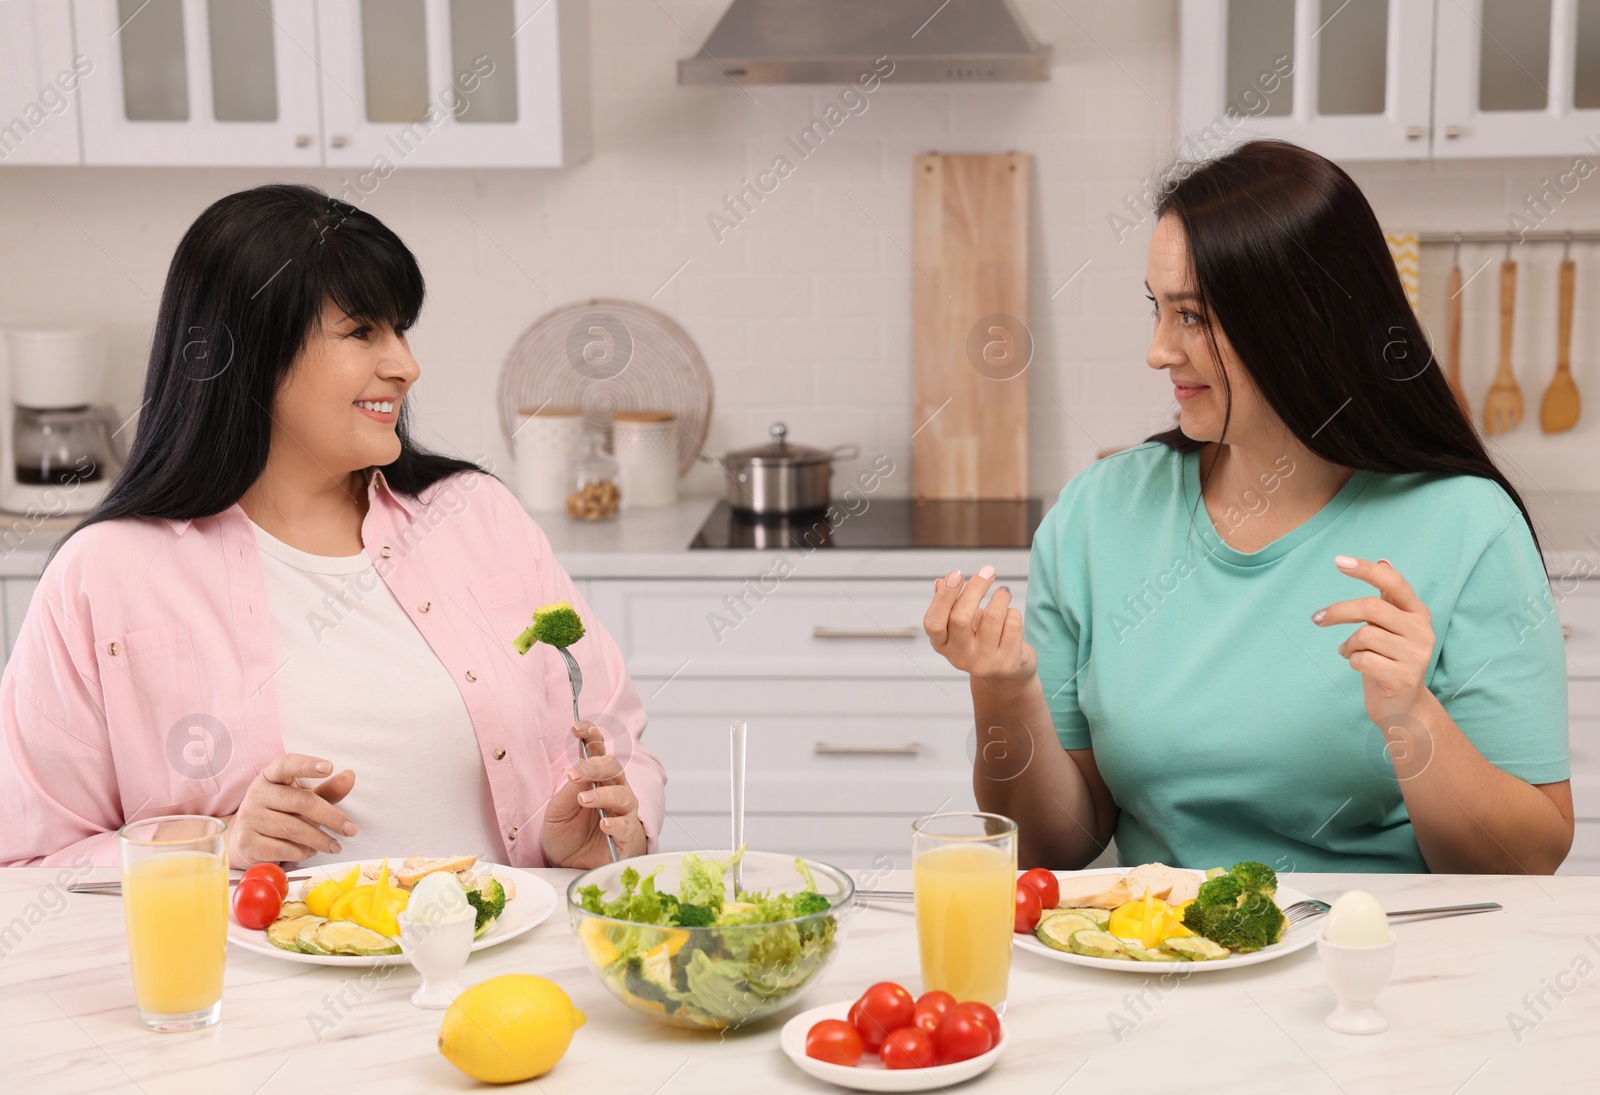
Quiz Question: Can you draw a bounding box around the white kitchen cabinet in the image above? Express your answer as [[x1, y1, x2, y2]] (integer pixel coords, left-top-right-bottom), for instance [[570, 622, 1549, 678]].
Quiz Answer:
[[1561, 820, 1600, 874], [1182, 0, 1600, 160], [316, 0, 590, 169], [1180, 0, 1436, 161], [58, 0, 588, 168], [0, 1, 85, 165], [73, 0, 326, 167]]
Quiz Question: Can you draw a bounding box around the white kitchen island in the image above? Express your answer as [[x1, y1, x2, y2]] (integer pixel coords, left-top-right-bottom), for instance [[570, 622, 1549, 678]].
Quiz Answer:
[[1, 866, 1593, 1093]]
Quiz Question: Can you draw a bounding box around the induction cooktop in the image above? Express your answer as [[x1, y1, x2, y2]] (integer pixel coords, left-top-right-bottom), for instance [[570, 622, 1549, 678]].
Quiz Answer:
[[689, 498, 1043, 550]]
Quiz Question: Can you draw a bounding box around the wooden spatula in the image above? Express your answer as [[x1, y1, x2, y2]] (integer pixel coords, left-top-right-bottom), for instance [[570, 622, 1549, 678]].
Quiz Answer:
[[1541, 256, 1581, 433], [1446, 249, 1470, 416], [1483, 258, 1524, 435]]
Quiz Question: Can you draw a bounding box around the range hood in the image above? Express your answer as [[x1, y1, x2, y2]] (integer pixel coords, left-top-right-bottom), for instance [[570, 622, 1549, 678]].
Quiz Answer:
[[677, 0, 1051, 85]]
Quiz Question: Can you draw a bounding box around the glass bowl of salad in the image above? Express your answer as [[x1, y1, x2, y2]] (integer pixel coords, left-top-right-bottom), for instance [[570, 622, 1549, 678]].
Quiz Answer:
[[567, 847, 855, 1030]]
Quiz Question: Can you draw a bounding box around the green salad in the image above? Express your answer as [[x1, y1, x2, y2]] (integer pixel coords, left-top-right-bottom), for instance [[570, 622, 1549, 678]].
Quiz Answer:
[[573, 848, 839, 1029]]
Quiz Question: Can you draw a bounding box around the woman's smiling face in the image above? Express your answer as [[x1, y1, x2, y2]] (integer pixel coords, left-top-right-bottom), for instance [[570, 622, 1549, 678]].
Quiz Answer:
[[1145, 213, 1270, 447], [271, 300, 420, 477]]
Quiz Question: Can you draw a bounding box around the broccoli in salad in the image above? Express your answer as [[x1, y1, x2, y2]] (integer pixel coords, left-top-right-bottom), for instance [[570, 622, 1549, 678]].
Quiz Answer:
[[574, 848, 839, 1028], [513, 601, 586, 653]]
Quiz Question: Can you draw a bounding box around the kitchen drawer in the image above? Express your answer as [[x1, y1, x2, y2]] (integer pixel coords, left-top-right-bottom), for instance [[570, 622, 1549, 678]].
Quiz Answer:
[[641, 678, 979, 816], [1558, 820, 1600, 875], [587, 578, 1026, 680], [657, 812, 960, 871], [1568, 681, 1600, 819], [1558, 579, 1600, 679]]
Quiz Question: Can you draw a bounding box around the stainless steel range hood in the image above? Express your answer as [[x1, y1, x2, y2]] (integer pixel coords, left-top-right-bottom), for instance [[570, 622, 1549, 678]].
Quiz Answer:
[[677, 0, 1051, 85]]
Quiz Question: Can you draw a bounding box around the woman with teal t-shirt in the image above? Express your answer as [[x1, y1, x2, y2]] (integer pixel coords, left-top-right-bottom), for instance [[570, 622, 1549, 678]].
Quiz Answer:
[[925, 140, 1573, 874]]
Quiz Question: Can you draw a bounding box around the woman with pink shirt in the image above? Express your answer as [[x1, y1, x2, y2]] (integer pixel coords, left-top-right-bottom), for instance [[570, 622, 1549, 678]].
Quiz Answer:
[[0, 184, 665, 870]]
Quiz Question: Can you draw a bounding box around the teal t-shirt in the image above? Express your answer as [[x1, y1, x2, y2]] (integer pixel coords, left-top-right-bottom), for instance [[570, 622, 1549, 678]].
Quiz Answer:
[[1026, 442, 1569, 873]]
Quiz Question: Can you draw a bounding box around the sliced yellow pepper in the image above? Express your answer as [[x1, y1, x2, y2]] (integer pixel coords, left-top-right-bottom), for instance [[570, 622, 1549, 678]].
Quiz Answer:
[[306, 864, 363, 918], [347, 860, 409, 938], [1109, 891, 1192, 948]]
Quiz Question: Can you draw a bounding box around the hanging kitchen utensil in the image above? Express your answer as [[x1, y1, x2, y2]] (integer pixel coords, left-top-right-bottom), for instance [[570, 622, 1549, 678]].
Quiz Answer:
[[1540, 240, 1581, 433], [1445, 236, 1470, 417], [1482, 247, 1524, 435]]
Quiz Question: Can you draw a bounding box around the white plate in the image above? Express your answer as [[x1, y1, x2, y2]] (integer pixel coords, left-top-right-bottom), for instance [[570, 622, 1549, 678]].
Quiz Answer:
[[227, 860, 558, 967], [779, 1001, 1005, 1092], [1012, 867, 1318, 972]]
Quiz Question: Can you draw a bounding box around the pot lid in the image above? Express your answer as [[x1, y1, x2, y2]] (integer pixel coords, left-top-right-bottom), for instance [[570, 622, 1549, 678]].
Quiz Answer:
[[726, 422, 832, 466]]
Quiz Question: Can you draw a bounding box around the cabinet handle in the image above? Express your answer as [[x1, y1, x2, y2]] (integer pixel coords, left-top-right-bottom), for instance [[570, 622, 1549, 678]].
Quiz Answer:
[[1405, 126, 1423, 139], [330, 135, 349, 148], [814, 742, 922, 756], [1445, 125, 1462, 139], [295, 134, 311, 147], [1563, 624, 1573, 640], [813, 626, 920, 640]]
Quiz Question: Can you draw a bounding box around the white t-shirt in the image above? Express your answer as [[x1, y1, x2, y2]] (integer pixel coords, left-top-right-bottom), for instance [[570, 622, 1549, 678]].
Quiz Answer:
[[248, 518, 506, 868]]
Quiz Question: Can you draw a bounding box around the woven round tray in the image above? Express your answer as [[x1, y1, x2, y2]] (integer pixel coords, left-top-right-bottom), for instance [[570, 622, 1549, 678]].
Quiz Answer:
[[497, 299, 713, 476]]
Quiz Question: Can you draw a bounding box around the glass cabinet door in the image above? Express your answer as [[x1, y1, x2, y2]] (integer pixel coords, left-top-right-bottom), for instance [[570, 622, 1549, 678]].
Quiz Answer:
[[74, 0, 323, 166], [1180, 0, 1435, 161], [1434, 0, 1600, 157], [0, 1, 82, 164], [316, 0, 581, 168]]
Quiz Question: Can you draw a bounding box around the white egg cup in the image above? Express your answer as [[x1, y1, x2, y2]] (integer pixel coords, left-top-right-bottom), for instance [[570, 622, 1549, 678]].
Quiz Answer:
[[1317, 933, 1396, 1034], [397, 911, 476, 1009]]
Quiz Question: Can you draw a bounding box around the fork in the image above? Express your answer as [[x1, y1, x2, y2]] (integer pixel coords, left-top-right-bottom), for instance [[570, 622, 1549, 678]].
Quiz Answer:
[[1482, 257, 1524, 434], [1284, 899, 1501, 926], [558, 646, 619, 864]]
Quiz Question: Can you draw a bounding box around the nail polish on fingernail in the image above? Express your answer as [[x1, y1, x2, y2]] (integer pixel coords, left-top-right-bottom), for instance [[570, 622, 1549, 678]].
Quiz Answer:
[[944, 570, 961, 589], [343, 823, 357, 836], [566, 766, 583, 782], [978, 565, 996, 580], [1378, 558, 1393, 568], [578, 792, 595, 806], [1335, 555, 1358, 569], [1312, 609, 1327, 624], [330, 842, 341, 854], [316, 763, 331, 774]]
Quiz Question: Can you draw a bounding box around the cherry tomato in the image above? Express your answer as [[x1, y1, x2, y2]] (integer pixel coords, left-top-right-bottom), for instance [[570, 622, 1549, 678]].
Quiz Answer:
[[933, 1007, 994, 1065], [911, 989, 956, 1032], [241, 863, 290, 903], [852, 982, 915, 1048], [231, 878, 282, 930], [880, 1026, 936, 1070], [956, 1001, 1002, 1046], [1014, 880, 1042, 933], [1018, 867, 1060, 910], [847, 1001, 879, 1051], [805, 1019, 864, 1067]]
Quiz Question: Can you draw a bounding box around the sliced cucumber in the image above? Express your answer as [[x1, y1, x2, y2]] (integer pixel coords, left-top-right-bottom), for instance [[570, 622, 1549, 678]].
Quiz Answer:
[[266, 914, 321, 952], [1127, 946, 1182, 962], [1165, 937, 1230, 961], [1056, 906, 1110, 928], [1067, 929, 1132, 960], [1034, 914, 1099, 952], [278, 901, 311, 919], [317, 920, 401, 957], [295, 917, 333, 955]]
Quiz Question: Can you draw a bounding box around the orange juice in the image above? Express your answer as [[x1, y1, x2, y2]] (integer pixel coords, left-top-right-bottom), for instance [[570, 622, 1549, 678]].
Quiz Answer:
[[122, 850, 228, 1015], [913, 843, 1014, 1005]]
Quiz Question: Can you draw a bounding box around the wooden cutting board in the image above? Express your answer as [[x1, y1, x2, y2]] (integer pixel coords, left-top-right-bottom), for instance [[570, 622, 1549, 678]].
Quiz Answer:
[[912, 152, 1030, 500]]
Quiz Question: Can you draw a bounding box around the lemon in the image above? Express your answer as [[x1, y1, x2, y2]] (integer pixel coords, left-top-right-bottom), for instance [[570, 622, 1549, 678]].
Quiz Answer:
[[438, 975, 585, 1084]]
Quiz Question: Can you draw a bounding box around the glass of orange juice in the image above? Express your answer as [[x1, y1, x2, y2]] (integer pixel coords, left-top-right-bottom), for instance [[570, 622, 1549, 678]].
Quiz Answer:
[[119, 815, 229, 1032], [912, 812, 1017, 1010]]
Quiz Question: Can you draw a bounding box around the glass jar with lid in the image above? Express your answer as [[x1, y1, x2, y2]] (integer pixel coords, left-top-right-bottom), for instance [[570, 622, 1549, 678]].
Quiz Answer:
[[566, 433, 621, 521]]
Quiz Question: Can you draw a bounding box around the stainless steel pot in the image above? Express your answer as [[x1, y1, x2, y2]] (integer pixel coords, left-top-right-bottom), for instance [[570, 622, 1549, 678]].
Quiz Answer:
[[711, 422, 859, 516]]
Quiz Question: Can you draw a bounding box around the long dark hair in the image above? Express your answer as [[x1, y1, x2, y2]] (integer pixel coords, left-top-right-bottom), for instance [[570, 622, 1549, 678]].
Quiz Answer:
[[1144, 139, 1543, 562], [49, 184, 485, 568]]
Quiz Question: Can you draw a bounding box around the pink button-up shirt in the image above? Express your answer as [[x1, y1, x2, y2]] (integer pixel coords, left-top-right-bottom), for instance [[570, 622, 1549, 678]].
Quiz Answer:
[[0, 468, 665, 867]]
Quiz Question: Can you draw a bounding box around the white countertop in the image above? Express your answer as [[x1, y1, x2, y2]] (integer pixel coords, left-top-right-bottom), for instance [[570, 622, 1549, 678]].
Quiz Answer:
[[2, 866, 1594, 1093], [0, 489, 1593, 583]]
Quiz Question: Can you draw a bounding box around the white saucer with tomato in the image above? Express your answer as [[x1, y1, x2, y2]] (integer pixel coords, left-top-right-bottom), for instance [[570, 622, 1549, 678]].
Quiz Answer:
[[781, 982, 1005, 1092]]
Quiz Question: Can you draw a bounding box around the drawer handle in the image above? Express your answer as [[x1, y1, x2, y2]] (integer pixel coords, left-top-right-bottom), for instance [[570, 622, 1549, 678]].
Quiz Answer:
[[813, 627, 920, 640], [815, 742, 923, 756], [1563, 624, 1573, 640]]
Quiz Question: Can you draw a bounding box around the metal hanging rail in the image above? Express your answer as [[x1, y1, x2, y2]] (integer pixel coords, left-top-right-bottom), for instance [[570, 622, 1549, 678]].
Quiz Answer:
[[1418, 230, 1600, 245]]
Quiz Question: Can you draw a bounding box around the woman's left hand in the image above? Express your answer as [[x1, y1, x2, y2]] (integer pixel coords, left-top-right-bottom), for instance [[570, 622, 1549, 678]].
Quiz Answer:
[[1314, 554, 1437, 725], [542, 721, 649, 868]]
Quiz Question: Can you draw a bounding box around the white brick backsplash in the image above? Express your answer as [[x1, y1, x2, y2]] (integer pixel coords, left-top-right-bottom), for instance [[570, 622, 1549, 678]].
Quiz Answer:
[[3, 0, 1599, 503]]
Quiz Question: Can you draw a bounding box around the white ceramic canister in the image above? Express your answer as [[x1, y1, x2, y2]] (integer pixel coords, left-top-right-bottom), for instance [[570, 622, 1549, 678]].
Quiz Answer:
[[612, 411, 678, 509], [514, 405, 585, 511]]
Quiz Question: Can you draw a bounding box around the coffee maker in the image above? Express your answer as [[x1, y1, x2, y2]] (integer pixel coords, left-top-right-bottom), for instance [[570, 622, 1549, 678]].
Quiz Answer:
[[0, 327, 125, 515]]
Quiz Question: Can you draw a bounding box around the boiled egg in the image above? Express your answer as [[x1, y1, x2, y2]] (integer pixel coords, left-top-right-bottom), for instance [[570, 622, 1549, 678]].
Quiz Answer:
[[1322, 890, 1392, 946], [402, 871, 473, 925]]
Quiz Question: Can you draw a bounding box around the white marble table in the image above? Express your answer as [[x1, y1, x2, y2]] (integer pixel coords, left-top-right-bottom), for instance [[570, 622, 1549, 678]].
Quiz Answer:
[[2, 868, 1594, 1093]]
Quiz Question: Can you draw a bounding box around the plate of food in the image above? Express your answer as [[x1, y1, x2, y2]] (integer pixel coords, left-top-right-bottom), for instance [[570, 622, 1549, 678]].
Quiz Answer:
[[228, 855, 558, 967], [1011, 861, 1318, 972]]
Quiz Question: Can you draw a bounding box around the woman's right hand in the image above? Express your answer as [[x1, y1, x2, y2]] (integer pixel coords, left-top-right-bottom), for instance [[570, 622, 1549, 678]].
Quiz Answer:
[[924, 566, 1037, 691], [227, 754, 357, 867]]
